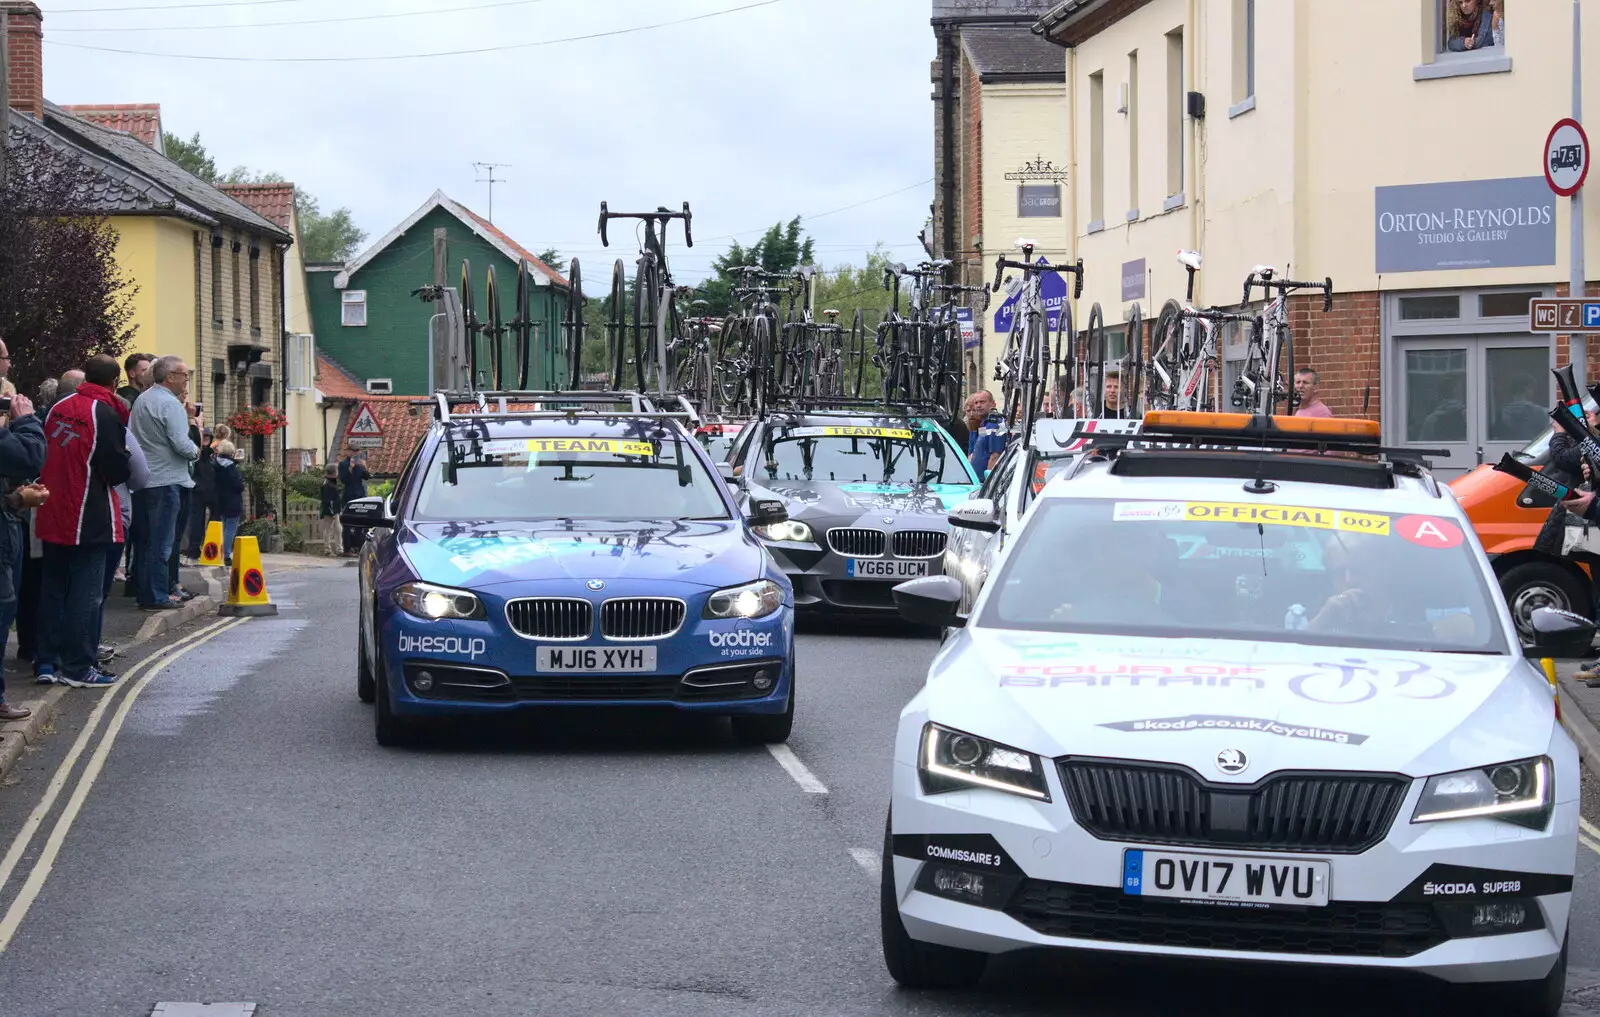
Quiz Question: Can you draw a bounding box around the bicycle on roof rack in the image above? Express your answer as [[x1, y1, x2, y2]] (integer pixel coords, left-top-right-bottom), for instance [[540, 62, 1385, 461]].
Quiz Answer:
[[1234, 266, 1333, 415], [597, 201, 693, 396], [1148, 249, 1227, 413], [877, 259, 963, 412], [990, 240, 1084, 440], [444, 256, 567, 393]]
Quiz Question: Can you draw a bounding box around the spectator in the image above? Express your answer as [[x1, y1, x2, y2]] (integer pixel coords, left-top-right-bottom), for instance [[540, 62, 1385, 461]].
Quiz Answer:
[[340, 450, 371, 554], [167, 400, 204, 594], [14, 378, 62, 670], [91, 416, 150, 672], [1068, 386, 1089, 419], [213, 441, 245, 566], [1447, 0, 1493, 51], [184, 424, 218, 562], [320, 465, 343, 556], [1293, 367, 1334, 418], [57, 370, 83, 402], [128, 357, 199, 612], [35, 379, 57, 411], [117, 353, 152, 407], [0, 334, 46, 721], [34, 355, 128, 689]]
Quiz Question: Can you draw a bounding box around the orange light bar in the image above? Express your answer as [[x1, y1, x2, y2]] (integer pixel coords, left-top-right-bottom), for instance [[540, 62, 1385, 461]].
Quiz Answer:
[[1141, 411, 1380, 440]]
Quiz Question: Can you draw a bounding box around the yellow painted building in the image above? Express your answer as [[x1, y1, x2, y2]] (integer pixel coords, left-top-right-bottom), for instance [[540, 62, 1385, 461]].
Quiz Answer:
[[1028, 0, 1599, 476]]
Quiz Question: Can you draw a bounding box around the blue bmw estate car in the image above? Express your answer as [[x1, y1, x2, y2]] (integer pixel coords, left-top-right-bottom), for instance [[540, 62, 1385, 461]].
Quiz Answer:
[[344, 396, 796, 747]]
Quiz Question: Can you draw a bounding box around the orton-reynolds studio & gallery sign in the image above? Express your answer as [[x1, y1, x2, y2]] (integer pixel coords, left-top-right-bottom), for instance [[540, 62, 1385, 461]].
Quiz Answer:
[[1374, 177, 1556, 273]]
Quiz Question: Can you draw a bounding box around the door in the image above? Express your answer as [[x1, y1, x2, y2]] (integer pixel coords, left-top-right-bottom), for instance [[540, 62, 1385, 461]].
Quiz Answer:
[[1393, 337, 1550, 479]]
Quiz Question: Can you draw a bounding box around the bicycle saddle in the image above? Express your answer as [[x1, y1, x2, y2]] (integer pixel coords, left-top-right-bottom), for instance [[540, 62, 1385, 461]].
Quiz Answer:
[[1176, 250, 1203, 270]]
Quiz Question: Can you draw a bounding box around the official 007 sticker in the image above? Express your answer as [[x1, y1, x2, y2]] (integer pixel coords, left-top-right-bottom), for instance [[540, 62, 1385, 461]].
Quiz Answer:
[[1112, 501, 1391, 535]]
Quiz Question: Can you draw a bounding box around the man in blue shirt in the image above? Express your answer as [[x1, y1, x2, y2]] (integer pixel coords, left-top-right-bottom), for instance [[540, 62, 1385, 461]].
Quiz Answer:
[[964, 390, 1009, 481]]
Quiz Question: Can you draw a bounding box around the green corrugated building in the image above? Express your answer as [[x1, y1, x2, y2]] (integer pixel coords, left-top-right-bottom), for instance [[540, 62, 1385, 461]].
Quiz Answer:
[[307, 190, 569, 395]]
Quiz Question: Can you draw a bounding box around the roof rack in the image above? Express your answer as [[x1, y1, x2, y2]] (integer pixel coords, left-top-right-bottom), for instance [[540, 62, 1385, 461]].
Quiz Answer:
[[416, 390, 700, 426], [766, 396, 949, 418]]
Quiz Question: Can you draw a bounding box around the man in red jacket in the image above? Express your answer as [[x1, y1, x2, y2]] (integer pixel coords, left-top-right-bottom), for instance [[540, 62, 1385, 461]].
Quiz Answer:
[[35, 356, 131, 688]]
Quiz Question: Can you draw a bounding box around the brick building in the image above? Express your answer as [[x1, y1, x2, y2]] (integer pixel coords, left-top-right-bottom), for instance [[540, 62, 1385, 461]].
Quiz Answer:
[[931, 0, 1063, 389], [1024, 0, 1599, 478]]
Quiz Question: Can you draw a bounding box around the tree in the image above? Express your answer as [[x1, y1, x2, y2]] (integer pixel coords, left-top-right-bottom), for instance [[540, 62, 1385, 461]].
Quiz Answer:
[[161, 132, 366, 262], [696, 217, 817, 315], [0, 138, 138, 395], [536, 248, 567, 274], [162, 131, 216, 183]]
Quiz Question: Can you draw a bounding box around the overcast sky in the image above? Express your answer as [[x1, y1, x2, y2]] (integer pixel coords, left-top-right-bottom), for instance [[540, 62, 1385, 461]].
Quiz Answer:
[[36, 0, 936, 282]]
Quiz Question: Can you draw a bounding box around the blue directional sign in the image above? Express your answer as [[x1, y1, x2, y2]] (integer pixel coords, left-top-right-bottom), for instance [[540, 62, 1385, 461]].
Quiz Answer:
[[993, 258, 1068, 334], [1586, 302, 1600, 329]]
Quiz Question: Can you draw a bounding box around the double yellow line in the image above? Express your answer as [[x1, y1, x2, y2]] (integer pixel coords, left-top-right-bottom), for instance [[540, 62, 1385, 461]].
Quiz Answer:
[[0, 616, 246, 953], [1582, 816, 1600, 858]]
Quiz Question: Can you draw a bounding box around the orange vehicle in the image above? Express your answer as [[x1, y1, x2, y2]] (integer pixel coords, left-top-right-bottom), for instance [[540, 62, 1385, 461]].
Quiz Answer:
[[1450, 424, 1595, 654]]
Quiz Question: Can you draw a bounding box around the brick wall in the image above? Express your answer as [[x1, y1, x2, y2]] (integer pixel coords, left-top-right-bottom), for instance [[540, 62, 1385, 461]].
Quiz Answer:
[[962, 52, 983, 289], [4, 2, 43, 121], [195, 228, 283, 471], [1288, 291, 1382, 419]]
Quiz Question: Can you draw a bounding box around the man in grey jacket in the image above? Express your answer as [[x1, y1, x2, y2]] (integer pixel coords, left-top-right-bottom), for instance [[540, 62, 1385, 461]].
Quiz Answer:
[[128, 357, 198, 611]]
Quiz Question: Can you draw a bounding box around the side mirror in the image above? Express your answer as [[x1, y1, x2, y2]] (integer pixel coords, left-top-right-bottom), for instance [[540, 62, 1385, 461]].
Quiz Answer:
[[746, 499, 789, 527], [1531, 606, 1596, 639], [893, 575, 967, 628], [340, 495, 394, 529], [948, 498, 1000, 533]]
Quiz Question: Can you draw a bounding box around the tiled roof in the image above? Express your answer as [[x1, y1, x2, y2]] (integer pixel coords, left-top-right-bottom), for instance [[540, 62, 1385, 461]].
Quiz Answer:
[[57, 103, 163, 150], [453, 202, 569, 289], [43, 101, 289, 240], [220, 182, 296, 231], [315, 353, 368, 401], [4, 107, 193, 219], [334, 396, 430, 477], [962, 25, 1065, 80]]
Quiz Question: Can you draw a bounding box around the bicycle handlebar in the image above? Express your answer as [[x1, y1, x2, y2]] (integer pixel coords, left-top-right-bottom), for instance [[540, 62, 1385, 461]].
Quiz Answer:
[[991, 256, 1084, 299], [1242, 272, 1333, 312], [597, 201, 693, 249], [1180, 308, 1257, 324]]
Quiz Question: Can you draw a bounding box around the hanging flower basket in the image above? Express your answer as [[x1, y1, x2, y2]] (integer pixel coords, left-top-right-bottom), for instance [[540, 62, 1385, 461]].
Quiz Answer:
[[227, 405, 288, 437]]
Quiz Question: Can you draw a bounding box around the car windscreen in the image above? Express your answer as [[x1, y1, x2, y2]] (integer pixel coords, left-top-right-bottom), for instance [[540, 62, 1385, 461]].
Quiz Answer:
[[755, 424, 974, 484], [981, 498, 1507, 654], [412, 434, 731, 521]]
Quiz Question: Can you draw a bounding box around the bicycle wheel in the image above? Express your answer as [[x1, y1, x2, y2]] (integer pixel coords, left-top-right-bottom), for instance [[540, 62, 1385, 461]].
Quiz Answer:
[[714, 317, 747, 410], [751, 315, 773, 418], [1051, 302, 1075, 418], [849, 310, 867, 398], [1147, 300, 1183, 410], [459, 260, 479, 390], [1277, 318, 1295, 415], [633, 258, 659, 393], [563, 258, 586, 391], [513, 259, 531, 390], [1085, 303, 1105, 416], [608, 259, 628, 390], [485, 264, 503, 391]]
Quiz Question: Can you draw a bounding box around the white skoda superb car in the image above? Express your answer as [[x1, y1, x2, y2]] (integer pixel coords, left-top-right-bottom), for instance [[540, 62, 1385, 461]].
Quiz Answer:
[[882, 413, 1584, 1017]]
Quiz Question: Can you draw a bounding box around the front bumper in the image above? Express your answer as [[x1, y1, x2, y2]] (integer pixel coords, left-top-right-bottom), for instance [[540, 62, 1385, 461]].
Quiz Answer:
[[888, 757, 1578, 984], [765, 540, 947, 613], [377, 600, 794, 716]]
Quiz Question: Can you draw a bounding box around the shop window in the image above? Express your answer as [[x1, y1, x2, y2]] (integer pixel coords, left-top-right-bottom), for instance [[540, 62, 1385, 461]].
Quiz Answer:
[[1399, 295, 1459, 320], [1404, 348, 1468, 443], [1231, 0, 1255, 114], [287, 334, 313, 391], [1165, 29, 1184, 200], [210, 234, 223, 326], [1088, 71, 1105, 228], [1479, 291, 1539, 318], [1484, 346, 1549, 442], [248, 246, 261, 335], [231, 237, 241, 328]]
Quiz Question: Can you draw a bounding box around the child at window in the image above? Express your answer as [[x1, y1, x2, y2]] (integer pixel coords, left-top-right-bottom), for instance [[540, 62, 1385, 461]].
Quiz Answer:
[[1447, 0, 1494, 52]]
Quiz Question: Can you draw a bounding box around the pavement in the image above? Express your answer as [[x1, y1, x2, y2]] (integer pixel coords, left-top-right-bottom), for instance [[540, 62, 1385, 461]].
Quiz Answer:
[[0, 551, 344, 785], [2, 571, 1600, 1014]]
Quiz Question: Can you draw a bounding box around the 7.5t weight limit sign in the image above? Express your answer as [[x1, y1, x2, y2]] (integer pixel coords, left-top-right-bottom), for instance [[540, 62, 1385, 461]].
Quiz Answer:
[[1546, 118, 1590, 197]]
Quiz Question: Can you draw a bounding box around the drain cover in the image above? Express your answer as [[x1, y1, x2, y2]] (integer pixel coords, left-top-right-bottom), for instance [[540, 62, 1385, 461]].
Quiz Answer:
[[151, 1006, 257, 1017]]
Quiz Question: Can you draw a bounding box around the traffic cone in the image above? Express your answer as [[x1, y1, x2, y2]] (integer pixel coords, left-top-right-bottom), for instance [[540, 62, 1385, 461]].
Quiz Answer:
[[1541, 657, 1559, 690], [219, 535, 278, 617], [198, 521, 225, 567]]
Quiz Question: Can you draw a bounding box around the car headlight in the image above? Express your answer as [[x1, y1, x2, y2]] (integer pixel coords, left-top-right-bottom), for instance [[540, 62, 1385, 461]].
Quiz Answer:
[[919, 723, 1050, 801], [394, 581, 485, 621], [703, 579, 784, 620], [1411, 756, 1552, 829], [754, 520, 814, 543]]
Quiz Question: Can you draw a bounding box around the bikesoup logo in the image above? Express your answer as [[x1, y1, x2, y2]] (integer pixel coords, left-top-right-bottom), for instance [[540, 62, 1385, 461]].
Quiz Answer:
[[398, 634, 488, 659]]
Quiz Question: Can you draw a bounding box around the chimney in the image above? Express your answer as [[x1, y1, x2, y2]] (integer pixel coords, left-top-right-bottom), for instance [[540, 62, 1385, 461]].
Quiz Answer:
[[4, 2, 43, 122]]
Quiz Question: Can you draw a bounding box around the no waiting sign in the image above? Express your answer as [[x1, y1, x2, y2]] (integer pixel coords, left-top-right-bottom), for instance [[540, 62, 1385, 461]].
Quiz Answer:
[[1546, 117, 1590, 197]]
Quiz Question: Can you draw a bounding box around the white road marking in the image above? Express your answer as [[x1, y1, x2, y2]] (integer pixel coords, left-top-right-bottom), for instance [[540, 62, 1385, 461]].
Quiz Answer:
[[0, 619, 248, 953], [0, 619, 236, 907], [849, 847, 881, 880], [766, 744, 828, 794]]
